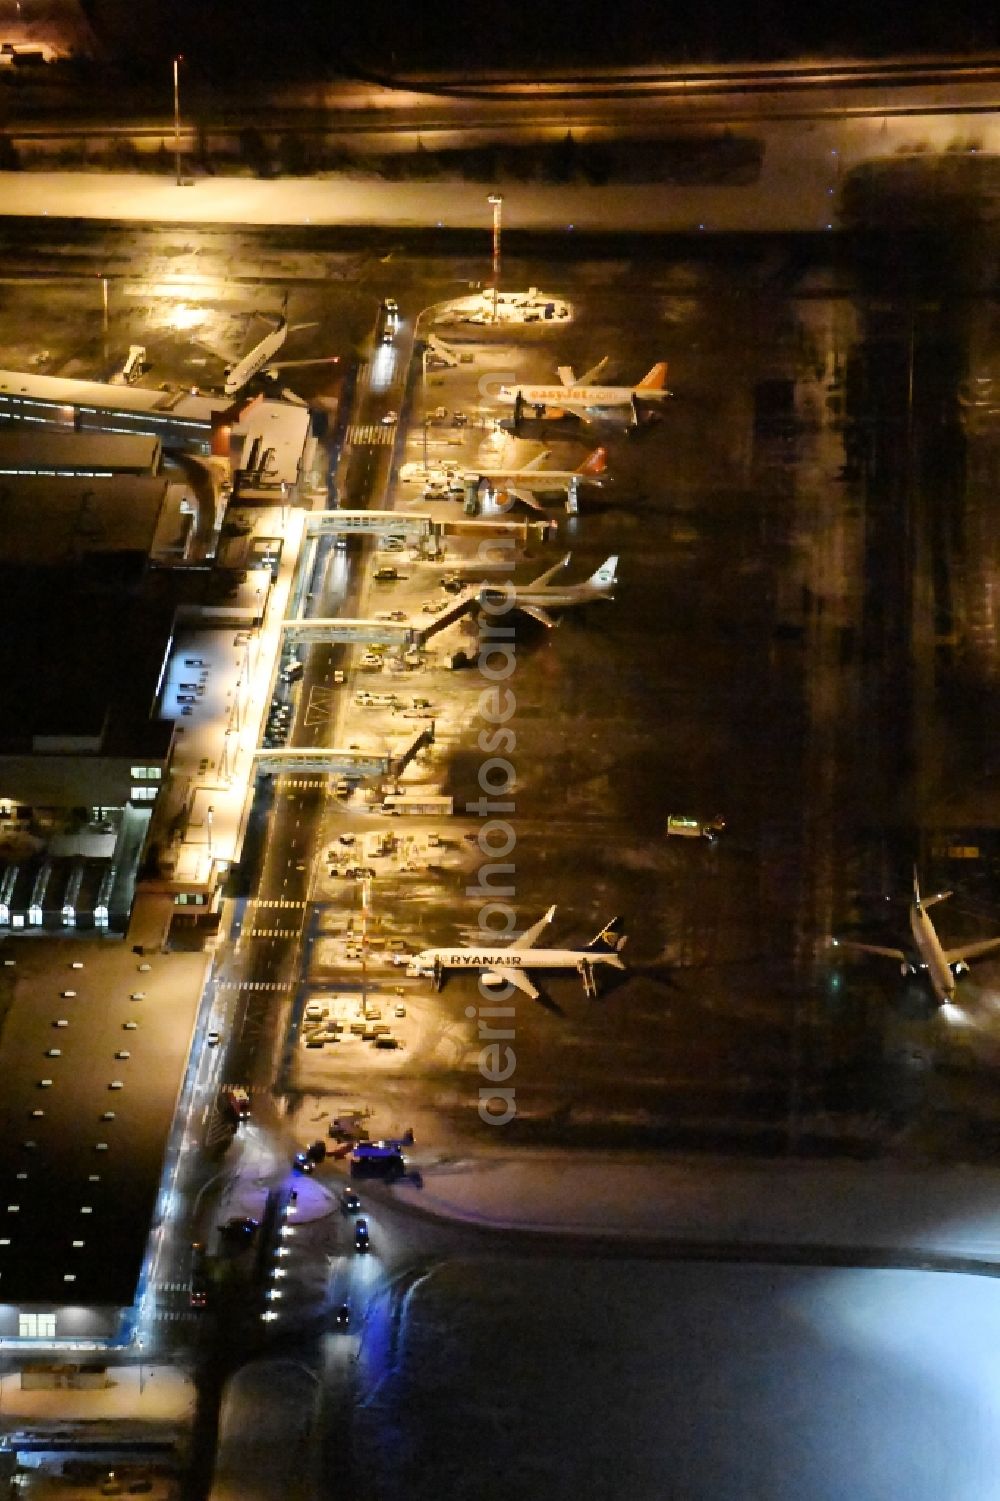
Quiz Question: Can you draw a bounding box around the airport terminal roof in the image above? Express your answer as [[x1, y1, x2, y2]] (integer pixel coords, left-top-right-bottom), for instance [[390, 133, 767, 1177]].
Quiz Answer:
[[0, 473, 170, 567], [0, 370, 310, 488], [0, 562, 177, 749], [0, 938, 209, 1306], [0, 429, 161, 475], [0, 474, 178, 748]]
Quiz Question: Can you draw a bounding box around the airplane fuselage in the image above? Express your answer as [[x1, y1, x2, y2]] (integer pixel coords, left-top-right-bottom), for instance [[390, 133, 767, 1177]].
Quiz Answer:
[[514, 584, 612, 608], [910, 900, 957, 1002], [496, 383, 667, 409], [480, 584, 613, 611], [409, 946, 625, 975], [224, 321, 288, 395], [478, 467, 595, 487]]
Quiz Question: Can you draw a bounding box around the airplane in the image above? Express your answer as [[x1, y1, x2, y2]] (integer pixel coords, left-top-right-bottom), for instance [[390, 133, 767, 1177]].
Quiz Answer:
[[831, 869, 1000, 1005], [477, 552, 618, 628], [406, 906, 627, 999], [476, 446, 608, 511], [402, 447, 608, 510], [492, 358, 670, 425], [220, 306, 333, 396]]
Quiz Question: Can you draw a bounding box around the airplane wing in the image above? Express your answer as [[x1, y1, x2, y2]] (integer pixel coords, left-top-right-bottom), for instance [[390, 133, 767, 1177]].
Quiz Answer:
[[577, 355, 610, 386], [482, 966, 540, 1000], [548, 402, 593, 422], [833, 939, 907, 961], [515, 905, 556, 949], [943, 937, 1000, 965], [557, 365, 576, 387], [501, 485, 544, 512], [520, 606, 556, 628], [265, 356, 342, 371], [528, 553, 571, 588]]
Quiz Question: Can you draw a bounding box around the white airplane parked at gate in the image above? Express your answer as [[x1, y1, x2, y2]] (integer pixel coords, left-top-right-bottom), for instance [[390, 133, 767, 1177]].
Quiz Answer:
[[407, 906, 627, 999], [475, 446, 608, 510], [221, 309, 337, 396], [493, 357, 670, 424], [404, 447, 608, 509], [478, 552, 618, 628], [832, 869, 1000, 1005]]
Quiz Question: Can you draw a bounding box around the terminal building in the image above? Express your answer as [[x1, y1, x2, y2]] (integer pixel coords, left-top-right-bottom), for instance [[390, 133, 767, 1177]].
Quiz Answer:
[[0, 373, 313, 935], [0, 368, 316, 1349]]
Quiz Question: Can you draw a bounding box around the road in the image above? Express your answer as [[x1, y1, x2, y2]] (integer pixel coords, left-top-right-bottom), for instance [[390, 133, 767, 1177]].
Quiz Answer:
[[4, 57, 1000, 143]]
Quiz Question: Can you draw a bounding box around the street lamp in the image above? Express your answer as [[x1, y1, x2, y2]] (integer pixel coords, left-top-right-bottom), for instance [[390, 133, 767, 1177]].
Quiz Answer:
[[206, 804, 214, 855], [487, 193, 503, 324], [172, 56, 183, 187]]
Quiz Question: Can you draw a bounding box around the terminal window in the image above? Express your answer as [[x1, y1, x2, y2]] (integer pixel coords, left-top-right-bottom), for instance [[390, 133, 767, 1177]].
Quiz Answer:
[[130, 787, 157, 803], [18, 1313, 56, 1338]]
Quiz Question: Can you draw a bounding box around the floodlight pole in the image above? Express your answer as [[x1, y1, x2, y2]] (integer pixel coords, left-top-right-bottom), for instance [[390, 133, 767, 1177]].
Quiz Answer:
[[172, 56, 183, 186], [488, 193, 503, 324]]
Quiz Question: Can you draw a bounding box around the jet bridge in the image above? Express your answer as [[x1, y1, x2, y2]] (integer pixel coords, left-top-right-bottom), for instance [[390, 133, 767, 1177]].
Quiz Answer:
[[255, 724, 434, 780], [304, 510, 555, 546], [255, 747, 390, 777], [410, 592, 478, 645], [282, 618, 418, 648], [304, 510, 432, 539]]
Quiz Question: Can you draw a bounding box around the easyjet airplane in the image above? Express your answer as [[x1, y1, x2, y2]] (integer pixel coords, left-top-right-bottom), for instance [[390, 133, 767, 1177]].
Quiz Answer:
[[492, 356, 670, 423]]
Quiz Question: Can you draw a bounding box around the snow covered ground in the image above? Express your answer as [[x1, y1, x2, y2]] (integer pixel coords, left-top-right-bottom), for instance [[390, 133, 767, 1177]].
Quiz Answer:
[[394, 1153, 1000, 1262], [0, 108, 996, 234], [353, 1257, 1000, 1501]]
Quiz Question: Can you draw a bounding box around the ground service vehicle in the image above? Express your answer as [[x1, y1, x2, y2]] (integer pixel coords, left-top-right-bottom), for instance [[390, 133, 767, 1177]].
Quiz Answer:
[[189, 1242, 209, 1308], [221, 1086, 251, 1122], [350, 1142, 405, 1179]]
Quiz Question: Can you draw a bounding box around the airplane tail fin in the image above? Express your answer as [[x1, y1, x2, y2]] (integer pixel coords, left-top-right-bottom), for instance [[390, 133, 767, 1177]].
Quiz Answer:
[[577, 446, 608, 477], [914, 867, 951, 910], [587, 555, 618, 590], [557, 365, 576, 388], [588, 916, 627, 954], [636, 361, 669, 392]]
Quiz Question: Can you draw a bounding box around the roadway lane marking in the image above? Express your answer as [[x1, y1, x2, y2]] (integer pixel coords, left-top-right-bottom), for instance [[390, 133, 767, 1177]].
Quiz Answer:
[[345, 423, 395, 446], [215, 979, 292, 991]]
